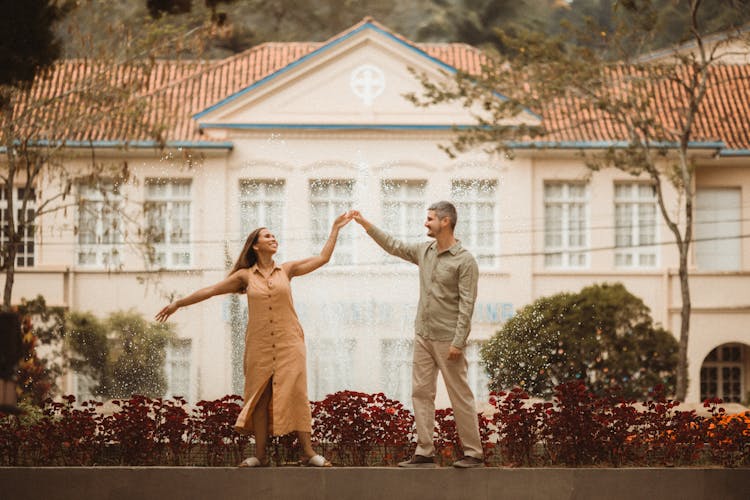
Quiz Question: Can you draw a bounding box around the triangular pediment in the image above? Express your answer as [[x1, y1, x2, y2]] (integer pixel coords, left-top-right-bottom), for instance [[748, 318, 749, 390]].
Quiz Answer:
[[194, 22, 540, 131]]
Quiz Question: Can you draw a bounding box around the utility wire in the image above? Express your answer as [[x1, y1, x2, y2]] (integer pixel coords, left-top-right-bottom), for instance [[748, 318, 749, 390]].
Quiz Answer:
[[43, 232, 747, 273], [26, 219, 750, 246]]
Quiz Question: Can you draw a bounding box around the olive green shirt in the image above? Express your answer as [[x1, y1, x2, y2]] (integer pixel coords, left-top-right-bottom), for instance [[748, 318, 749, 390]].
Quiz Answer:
[[367, 225, 479, 349]]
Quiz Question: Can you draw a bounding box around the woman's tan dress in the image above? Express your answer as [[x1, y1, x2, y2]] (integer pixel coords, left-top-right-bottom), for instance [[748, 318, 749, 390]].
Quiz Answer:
[[234, 263, 312, 435]]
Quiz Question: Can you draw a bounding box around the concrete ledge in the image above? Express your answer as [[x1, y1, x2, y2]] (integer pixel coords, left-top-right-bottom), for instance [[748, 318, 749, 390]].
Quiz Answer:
[[2, 467, 749, 500]]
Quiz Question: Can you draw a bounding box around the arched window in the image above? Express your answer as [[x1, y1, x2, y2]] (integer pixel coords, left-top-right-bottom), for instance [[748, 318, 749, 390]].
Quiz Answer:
[[700, 343, 746, 403]]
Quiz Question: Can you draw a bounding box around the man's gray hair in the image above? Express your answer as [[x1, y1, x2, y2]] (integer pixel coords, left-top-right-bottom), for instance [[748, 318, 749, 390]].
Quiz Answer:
[[428, 201, 457, 229]]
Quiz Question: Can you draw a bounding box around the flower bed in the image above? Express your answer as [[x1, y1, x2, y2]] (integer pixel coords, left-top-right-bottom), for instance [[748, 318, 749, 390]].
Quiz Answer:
[[1, 382, 748, 467]]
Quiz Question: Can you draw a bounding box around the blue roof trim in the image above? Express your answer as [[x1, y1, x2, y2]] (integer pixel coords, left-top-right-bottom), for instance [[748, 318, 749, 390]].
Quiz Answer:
[[507, 140, 726, 149], [718, 149, 750, 157], [192, 22, 541, 121], [0, 140, 234, 151], [199, 123, 474, 131], [196, 124, 726, 149], [2, 136, 732, 152]]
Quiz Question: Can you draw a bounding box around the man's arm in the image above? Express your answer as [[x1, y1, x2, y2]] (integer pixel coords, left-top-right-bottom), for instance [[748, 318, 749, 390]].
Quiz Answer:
[[350, 210, 420, 264], [452, 257, 479, 350]]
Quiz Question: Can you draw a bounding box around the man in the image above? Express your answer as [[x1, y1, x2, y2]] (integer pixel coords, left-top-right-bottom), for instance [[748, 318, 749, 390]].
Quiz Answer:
[[349, 201, 483, 468]]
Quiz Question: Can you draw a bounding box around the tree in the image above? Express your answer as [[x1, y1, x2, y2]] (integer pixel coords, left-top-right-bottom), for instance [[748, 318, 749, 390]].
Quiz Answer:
[[55, 0, 401, 57], [0, 0, 69, 310], [14, 296, 66, 405], [0, 1, 224, 310], [106, 310, 174, 398], [414, 0, 560, 52], [481, 283, 678, 399], [407, 0, 750, 400], [50, 0, 750, 58], [66, 309, 175, 398], [64, 311, 109, 395], [0, 0, 70, 88]]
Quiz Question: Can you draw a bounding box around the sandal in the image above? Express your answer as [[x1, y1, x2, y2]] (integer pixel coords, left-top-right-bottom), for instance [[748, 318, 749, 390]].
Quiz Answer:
[[238, 456, 270, 467], [300, 454, 332, 467]]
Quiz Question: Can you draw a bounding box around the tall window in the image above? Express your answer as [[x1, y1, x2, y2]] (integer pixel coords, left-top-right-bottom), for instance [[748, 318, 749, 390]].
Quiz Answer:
[[239, 179, 285, 261], [465, 341, 490, 403], [700, 344, 745, 403], [695, 188, 741, 270], [144, 179, 191, 268], [73, 372, 97, 403], [381, 179, 425, 268], [544, 182, 588, 268], [307, 337, 356, 401], [451, 180, 498, 267], [77, 183, 123, 268], [310, 179, 354, 265], [614, 183, 658, 267], [165, 339, 192, 400], [381, 338, 413, 406], [0, 186, 35, 268], [381, 180, 426, 241]]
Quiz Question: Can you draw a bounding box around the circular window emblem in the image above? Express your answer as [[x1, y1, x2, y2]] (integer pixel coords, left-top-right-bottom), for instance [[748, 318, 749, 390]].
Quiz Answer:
[[350, 64, 385, 107]]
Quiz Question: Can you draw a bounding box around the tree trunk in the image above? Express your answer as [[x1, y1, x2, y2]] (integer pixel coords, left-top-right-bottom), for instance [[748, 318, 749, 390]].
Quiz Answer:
[[2, 247, 15, 311], [675, 244, 691, 401], [2, 131, 17, 311]]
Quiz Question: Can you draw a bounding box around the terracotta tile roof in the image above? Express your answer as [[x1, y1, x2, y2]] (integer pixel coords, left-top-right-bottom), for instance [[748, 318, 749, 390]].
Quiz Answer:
[[536, 64, 750, 149], [2, 20, 748, 152], [4, 59, 211, 143]]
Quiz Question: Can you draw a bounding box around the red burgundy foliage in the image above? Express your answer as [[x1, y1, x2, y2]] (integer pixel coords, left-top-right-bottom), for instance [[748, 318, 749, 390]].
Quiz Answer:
[[1, 384, 748, 467], [312, 391, 414, 466]]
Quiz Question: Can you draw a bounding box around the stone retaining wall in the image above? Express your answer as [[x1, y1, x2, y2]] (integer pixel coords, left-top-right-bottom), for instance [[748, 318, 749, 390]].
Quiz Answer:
[[2, 467, 749, 500]]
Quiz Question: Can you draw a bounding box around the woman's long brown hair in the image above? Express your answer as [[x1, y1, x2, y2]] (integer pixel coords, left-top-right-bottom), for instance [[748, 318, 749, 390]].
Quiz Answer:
[[229, 227, 266, 277]]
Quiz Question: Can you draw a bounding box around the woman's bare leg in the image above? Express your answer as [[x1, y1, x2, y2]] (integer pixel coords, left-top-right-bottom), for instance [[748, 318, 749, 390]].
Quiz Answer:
[[251, 381, 272, 461], [296, 431, 316, 459]]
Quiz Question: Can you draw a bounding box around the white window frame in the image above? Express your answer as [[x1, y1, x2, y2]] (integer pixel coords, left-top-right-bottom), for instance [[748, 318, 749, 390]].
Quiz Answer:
[[695, 187, 742, 271], [451, 179, 499, 268], [381, 179, 426, 241], [76, 182, 124, 268], [144, 179, 192, 269], [465, 341, 490, 403], [544, 182, 589, 268], [381, 179, 426, 267], [72, 371, 98, 403], [0, 186, 35, 268], [309, 179, 355, 265], [700, 344, 745, 403], [165, 338, 192, 401], [239, 179, 286, 262], [381, 338, 413, 407], [307, 337, 356, 401], [614, 182, 659, 268]]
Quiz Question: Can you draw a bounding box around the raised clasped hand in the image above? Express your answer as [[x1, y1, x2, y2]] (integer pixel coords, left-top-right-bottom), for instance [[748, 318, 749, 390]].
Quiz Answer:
[[333, 211, 353, 230], [347, 210, 364, 224]]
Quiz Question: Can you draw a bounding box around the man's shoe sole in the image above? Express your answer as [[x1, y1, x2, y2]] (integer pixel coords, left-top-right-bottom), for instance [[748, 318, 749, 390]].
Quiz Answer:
[[452, 462, 483, 468]]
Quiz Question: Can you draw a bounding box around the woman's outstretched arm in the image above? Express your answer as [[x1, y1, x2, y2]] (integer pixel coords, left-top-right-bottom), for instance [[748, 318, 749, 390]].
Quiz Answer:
[[283, 212, 351, 279], [155, 270, 247, 322]]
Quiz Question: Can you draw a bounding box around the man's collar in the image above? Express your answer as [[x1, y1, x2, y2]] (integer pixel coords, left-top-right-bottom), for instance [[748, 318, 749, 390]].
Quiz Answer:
[[430, 240, 462, 255]]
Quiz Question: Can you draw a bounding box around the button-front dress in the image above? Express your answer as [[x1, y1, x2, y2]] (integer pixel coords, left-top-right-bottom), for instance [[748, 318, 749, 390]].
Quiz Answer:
[[234, 263, 312, 435]]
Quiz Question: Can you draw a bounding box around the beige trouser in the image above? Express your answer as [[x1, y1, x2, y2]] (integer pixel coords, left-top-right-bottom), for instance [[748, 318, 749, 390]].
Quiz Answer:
[[412, 335, 483, 459]]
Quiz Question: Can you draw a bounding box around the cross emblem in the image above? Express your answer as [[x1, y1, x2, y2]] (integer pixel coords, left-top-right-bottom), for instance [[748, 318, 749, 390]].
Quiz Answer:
[[350, 64, 386, 107]]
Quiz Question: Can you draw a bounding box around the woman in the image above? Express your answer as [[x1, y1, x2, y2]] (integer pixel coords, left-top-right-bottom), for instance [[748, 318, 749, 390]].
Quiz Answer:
[[155, 212, 351, 467]]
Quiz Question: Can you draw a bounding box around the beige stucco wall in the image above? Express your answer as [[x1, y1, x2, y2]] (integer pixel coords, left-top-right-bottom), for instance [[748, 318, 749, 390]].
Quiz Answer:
[[5, 135, 749, 406]]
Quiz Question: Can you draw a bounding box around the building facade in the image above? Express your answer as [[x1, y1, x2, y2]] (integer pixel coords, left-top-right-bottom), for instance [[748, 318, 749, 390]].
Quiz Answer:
[[3, 20, 750, 407]]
